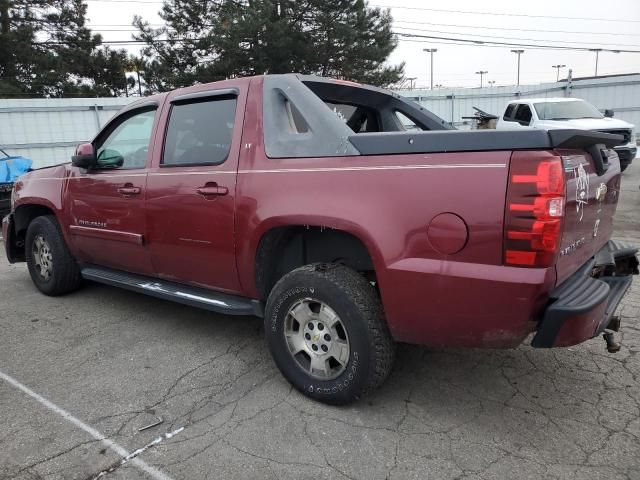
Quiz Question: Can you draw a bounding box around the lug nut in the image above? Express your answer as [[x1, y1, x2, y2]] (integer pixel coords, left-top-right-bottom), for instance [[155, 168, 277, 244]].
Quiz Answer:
[[305, 333, 311, 340], [321, 345, 328, 352], [308, 323, 314, 330], [318, 323, 324, 331], [324, 334, 331, 341], [312, 344, 318, 351]]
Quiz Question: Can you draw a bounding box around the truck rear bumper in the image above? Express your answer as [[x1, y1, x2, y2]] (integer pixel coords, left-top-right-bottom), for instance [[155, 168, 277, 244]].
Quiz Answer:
[[531, 241, 639, 348]]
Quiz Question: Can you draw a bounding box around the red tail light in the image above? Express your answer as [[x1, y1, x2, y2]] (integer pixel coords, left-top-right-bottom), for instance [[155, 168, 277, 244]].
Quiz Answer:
[[504, 151, 565, 267]]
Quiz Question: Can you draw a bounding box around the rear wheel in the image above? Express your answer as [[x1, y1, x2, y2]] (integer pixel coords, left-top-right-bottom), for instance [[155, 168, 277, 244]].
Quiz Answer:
[[264, 263, 395, 405], [26, 215, 81, 296]]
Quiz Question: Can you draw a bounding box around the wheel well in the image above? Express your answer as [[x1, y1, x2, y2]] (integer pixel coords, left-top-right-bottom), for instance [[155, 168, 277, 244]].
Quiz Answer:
[[11, 205, 56, 260], [255, 226, 375, 300]]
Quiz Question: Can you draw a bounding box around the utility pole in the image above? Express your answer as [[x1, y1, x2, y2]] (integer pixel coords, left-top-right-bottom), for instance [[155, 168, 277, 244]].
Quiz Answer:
[[589, 49, 602, 76], [511, 49, 524, 86], [423, 48, 437, 90], [552, 64, 566, 82], [475, 70, 487, 88]]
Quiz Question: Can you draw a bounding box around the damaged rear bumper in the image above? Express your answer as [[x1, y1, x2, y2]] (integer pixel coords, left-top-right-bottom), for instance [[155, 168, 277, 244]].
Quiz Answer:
[[532, 240, 638, 348]]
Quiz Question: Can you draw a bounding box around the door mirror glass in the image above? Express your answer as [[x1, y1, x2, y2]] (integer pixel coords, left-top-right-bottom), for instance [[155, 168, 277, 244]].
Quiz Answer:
[[71, 143, 96, 168], [96, 149, 125, 169], [604, 109, 614, 118]]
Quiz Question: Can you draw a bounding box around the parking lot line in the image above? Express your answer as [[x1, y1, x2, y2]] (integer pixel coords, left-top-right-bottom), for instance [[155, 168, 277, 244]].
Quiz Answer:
[[0, 368, 175, 480]]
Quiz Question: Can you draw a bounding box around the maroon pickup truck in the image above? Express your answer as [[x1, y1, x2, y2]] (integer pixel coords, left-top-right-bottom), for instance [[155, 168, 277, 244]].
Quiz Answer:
[[2, 75, 638, 404]]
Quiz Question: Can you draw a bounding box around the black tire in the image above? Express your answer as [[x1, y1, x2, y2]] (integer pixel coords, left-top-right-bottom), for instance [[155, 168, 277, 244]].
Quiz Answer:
[[25, 215, 82, 296], [620, 162, 629, 172], [264, 263, 395, 405]]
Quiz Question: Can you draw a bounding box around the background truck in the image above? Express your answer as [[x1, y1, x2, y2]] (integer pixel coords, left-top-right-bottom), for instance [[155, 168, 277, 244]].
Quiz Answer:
[[0, 149, 31, 219], [496, 97, 637, 171], [2, 74, 638, 404]]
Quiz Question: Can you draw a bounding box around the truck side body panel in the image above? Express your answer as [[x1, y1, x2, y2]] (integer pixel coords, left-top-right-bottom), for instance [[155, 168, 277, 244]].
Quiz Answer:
[[235, 77, 547, 347]]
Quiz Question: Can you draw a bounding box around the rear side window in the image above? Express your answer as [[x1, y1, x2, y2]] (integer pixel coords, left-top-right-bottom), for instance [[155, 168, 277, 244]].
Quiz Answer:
[[162, 97, 236, 166], [503, 104, 516, 120], [395, 111, 424, 131], [514, 104, 532, 125]]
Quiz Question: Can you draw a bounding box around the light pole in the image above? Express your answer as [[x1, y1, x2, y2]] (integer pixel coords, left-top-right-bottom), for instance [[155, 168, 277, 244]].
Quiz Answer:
[[475, 70, 488, 88], [406, 77, 417, 89], [488, 80, 495, 87], [589, 49, 602, 76], [552, 64, 566, 82], [511, 49, 524, 86], [423, 48, 437, 90]]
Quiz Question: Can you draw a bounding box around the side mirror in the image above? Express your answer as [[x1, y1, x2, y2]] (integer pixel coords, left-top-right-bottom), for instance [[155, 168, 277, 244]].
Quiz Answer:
[[604, 109, 614, 118], [72, 143, 96, 169]]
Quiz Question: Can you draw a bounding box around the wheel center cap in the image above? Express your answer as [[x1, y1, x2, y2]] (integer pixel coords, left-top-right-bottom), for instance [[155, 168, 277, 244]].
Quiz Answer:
[[312, 333, 320, 342]]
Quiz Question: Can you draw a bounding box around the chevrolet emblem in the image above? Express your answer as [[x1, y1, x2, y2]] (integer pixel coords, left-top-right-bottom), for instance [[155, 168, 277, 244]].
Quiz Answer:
[[595, 183, 607, 202]]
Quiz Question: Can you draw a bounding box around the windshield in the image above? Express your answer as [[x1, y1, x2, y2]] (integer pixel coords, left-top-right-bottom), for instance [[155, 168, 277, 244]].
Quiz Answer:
[[534, 100, 603, 120]]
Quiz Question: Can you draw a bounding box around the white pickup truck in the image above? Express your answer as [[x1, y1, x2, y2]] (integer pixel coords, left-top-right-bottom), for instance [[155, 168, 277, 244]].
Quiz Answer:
[[496, 97, 637, 171]]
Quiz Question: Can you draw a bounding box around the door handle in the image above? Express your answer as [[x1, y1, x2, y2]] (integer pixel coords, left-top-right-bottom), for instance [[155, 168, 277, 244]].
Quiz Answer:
[[197, 182, 229, 198], [117, 184, 141, 196]]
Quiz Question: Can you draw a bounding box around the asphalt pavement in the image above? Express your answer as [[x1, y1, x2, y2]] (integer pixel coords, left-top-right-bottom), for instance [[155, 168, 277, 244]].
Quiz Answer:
[[1, 161, 639, 480]]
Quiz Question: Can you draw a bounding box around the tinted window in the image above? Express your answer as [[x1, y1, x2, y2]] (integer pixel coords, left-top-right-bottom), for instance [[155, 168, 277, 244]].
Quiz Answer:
[[162, 98, 236, 166], [96, 109, 156, 169], [514, 104, 532, 125], [503, 104, 516, 120]]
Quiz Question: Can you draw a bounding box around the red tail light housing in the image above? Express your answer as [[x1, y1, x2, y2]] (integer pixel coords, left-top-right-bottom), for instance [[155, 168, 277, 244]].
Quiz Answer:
[[504, 151, 565, 267]]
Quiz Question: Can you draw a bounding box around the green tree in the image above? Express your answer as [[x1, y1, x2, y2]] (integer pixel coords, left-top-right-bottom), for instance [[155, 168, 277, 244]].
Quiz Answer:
[[135, 0, 403, 92], [0, 0, 130, 97]]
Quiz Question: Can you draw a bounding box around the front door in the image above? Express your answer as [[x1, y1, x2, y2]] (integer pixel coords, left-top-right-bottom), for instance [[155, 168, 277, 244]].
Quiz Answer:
[[67, 106, 157, 274], [145, 87, 245, 293]]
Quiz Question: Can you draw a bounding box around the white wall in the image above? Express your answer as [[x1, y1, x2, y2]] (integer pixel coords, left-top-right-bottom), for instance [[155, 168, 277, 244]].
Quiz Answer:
[[0, 97, 134, 168]]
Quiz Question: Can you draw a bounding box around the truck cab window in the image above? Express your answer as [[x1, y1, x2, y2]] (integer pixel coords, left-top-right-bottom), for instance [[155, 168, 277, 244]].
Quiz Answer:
[[162, 97, 237, 166], [503, 104, 516, 120], [514, 104, 532, 126], [96, 109, 156, 169]]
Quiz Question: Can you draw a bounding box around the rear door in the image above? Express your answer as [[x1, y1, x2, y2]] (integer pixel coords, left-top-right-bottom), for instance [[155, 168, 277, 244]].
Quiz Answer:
[[145, 86, 246, 293], [67, 105, 158, 274], [555, 148, 622, 283]]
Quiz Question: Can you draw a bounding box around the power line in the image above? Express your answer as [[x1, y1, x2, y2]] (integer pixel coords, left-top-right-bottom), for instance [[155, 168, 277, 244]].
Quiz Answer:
[[371, 4, 640, 23], [393, 26, 640, 48], [393, 31, 640, 53], [31, 32, 640, 53], [392, 19, 640, 37]]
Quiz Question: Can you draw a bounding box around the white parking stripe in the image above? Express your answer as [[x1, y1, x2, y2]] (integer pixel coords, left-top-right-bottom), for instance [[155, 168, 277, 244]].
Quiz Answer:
[[0, 369, 176, 480]]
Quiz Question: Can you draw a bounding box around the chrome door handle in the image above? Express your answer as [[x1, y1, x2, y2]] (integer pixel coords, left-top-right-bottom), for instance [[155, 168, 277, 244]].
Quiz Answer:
[[117, 184, 141, 196], [197, 183, 229, 197]]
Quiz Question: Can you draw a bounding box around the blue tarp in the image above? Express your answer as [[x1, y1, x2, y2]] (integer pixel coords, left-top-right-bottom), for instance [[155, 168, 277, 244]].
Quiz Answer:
[[0, 156, 32, 183]]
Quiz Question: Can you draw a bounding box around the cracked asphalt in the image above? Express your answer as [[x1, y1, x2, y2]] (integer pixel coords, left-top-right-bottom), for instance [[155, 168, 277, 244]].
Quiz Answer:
[[1, 161, 639, 480]]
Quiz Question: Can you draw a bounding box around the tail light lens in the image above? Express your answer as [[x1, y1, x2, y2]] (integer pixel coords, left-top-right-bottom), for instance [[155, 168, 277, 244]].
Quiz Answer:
[[504, 151, 565, 267]]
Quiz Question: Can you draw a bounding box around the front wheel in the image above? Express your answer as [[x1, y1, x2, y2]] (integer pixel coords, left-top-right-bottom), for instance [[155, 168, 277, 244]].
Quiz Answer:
[[25, 215, 82, 296], [264, 263, 395, 405]]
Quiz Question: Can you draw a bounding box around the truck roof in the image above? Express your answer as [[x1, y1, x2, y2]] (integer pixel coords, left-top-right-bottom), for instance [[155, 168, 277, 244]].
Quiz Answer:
[[516, 97, 583, 104]]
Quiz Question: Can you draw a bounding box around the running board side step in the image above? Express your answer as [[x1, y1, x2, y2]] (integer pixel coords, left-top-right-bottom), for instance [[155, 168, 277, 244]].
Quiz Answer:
[[81, 265, 264, 317]]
